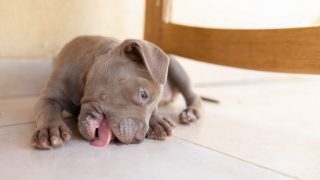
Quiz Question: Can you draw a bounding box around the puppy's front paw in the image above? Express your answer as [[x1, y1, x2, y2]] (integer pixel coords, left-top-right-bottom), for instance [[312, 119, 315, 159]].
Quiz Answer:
[[179, 106, 202, 124], [31, 121, 72, 150], [146, 115, 175, 140]]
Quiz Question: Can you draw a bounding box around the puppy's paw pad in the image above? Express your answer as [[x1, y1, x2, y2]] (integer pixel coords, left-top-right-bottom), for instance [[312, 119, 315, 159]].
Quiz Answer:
[[179, 107, 201, 124], [146, 115, 175, 140]]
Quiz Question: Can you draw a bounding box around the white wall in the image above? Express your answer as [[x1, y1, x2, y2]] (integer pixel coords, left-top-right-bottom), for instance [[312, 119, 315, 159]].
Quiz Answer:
[[0, 0, 145, 58], [172, 0, 320, 29]]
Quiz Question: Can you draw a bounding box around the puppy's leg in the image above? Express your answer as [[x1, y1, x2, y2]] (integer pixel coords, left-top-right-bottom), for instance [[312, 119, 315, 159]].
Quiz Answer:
[[168, 56, 203, 124], [146, 107, 175, 140], [31, 98, 72, 149]]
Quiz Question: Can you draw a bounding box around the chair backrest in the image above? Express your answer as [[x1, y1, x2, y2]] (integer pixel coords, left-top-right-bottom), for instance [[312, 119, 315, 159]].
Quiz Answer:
[[144, 0, 320, 74]]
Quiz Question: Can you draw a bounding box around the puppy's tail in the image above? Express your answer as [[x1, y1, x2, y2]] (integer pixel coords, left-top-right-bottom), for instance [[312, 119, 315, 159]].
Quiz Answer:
[[200, 96, 220, 104]]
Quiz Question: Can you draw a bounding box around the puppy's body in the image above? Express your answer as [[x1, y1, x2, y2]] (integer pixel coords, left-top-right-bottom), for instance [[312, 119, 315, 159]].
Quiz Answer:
[[32, 36, 202, 149]]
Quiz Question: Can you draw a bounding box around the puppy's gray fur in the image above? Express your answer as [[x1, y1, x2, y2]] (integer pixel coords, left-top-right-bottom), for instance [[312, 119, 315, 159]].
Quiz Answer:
[[32, 36, 202, 149]]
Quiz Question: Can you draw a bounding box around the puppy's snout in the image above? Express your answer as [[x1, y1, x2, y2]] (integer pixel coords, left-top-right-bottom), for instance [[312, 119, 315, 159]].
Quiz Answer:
[[116, 118, 144, 144]]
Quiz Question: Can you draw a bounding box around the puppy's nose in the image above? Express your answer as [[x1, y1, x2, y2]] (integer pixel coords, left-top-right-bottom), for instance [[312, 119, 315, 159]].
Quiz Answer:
[[118, 118, 139, 144]]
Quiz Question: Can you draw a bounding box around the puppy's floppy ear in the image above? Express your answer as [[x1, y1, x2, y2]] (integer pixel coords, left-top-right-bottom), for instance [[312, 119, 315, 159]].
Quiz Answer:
[[122, 39, 170, 84]]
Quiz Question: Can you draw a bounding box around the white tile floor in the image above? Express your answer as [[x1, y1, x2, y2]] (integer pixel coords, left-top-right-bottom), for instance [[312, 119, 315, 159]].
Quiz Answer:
[[1, 58, 320, 180]]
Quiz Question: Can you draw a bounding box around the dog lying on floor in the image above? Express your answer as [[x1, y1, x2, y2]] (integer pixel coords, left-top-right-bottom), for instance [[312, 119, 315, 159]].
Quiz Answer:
[[31, 36, 203, 149]]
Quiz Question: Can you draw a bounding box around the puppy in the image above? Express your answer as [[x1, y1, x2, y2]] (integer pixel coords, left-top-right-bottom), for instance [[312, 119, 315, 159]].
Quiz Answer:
[[31, 36, 202, 149]]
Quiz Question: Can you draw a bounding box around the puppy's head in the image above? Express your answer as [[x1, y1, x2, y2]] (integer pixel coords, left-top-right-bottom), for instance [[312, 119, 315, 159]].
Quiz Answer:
[[78, 39, 170, 145]]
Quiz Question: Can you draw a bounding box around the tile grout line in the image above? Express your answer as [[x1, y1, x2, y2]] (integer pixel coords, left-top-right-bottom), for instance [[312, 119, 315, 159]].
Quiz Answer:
[[0, 121, 35, 128], [0, 94, 38, 100], [174, 136, 299, 180], [0, 118, 74, 129]]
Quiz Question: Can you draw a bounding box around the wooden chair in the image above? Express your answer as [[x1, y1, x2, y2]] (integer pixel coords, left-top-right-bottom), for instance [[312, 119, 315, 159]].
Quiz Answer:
[[144, 0, 320, 74]]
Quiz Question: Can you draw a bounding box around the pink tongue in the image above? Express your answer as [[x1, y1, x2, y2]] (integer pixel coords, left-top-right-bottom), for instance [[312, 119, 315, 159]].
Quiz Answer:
[[90, 119, 112, 147]]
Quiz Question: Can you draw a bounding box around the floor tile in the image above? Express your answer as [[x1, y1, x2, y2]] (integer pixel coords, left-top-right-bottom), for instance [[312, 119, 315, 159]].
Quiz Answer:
[[0, 123, 292, 180], [1, 77, 319, 179], [162, 79, 320, 180]]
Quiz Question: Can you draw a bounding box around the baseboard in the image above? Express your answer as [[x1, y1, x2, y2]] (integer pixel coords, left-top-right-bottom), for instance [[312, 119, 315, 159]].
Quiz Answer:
[[0, 56, 307, 99], [0, 58, 52, 98]]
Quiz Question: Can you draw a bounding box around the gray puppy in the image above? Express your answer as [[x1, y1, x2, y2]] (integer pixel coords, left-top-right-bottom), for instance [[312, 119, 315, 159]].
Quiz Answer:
[[31, 36, 202, 149]]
